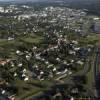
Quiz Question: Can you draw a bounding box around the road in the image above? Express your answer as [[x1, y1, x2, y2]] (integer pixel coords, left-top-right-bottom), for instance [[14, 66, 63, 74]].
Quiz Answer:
[[94, 47, 100, 99]]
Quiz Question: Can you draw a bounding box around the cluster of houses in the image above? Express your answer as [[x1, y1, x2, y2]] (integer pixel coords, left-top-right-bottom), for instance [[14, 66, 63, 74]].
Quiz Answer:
[[0, 6, 95, 40], [0, 33, 93, 83], [0, 5, 99, 40], [17, 6, 90, 35], [0, 5, 18, 13], [0, 5, 96, 100]]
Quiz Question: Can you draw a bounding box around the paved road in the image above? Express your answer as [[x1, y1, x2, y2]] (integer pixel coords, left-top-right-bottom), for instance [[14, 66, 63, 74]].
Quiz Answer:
[[94, 47, 100, 99]]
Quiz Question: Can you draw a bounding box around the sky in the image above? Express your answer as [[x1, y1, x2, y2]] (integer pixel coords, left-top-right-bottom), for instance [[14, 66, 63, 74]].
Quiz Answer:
[[0, 0, 98, 2], [0, 0, 39, 1], [0, 0, 62, 1], [0, 0, 60, 1], [0, 0, 33, 1], [0, 0, 42, 1]]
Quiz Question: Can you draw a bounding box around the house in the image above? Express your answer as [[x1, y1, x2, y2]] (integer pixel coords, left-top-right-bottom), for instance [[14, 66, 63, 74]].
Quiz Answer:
[[74, 47, 80, 51], [33, 46, 37, 50], [24, 77, 29, 81], [0, 7, 4, 13], [14, 73, 17, 77], [1, 90, 6, 94], [0, 60, 7, 66], [71, 88, 79, 94], [45, 61, 49, 65], [18, 63, 23, 67], [69, 50, 76, 55], [53, 67, 56, 72], [47, 64, 53, 68], [68, 71, 72, 75], [63, 61, 67, 64], [9, 95, 16, 100], [0, 59, 11, 66], [93, 17, 100, 21], [71, 60, 74, 63], [16, 50, 21, 55], [40, 71, 44, 75], [76, 60, 84, 65], [26, 54, 31, 61], [23, 69, 27, 73], [22, 73, 26, 78], [56, 58, 61, 62], [8, 37, 14, 41], [71, 97, 74, 100], [56, 72, 62, 75], [72, 40, 78, 45]]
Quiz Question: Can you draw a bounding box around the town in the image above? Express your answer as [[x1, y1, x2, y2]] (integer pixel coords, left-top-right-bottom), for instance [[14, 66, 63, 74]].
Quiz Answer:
[[0, 3, 100, 100]]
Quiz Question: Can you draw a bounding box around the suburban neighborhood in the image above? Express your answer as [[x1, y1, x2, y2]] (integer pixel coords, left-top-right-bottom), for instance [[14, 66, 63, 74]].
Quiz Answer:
[[0, 1, 100, 100]]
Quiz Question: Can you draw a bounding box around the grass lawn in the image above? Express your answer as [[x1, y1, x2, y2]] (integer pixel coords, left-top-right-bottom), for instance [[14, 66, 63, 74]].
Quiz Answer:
[[0, 39, 15, 46], [84, 54, 96, 95], [20, 35, 44, 45], [77, 34, 100, 46], [0, 34, 44, 46], [14, 79, 53, 100], [0, 39, 23, 47], [86, 34, 100, 45], [14, 80, 41, 100]]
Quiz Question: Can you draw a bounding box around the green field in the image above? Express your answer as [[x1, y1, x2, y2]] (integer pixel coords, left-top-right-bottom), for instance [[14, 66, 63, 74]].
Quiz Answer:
[[20, 35, 44, 44], [14, 79, 53, 100]]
